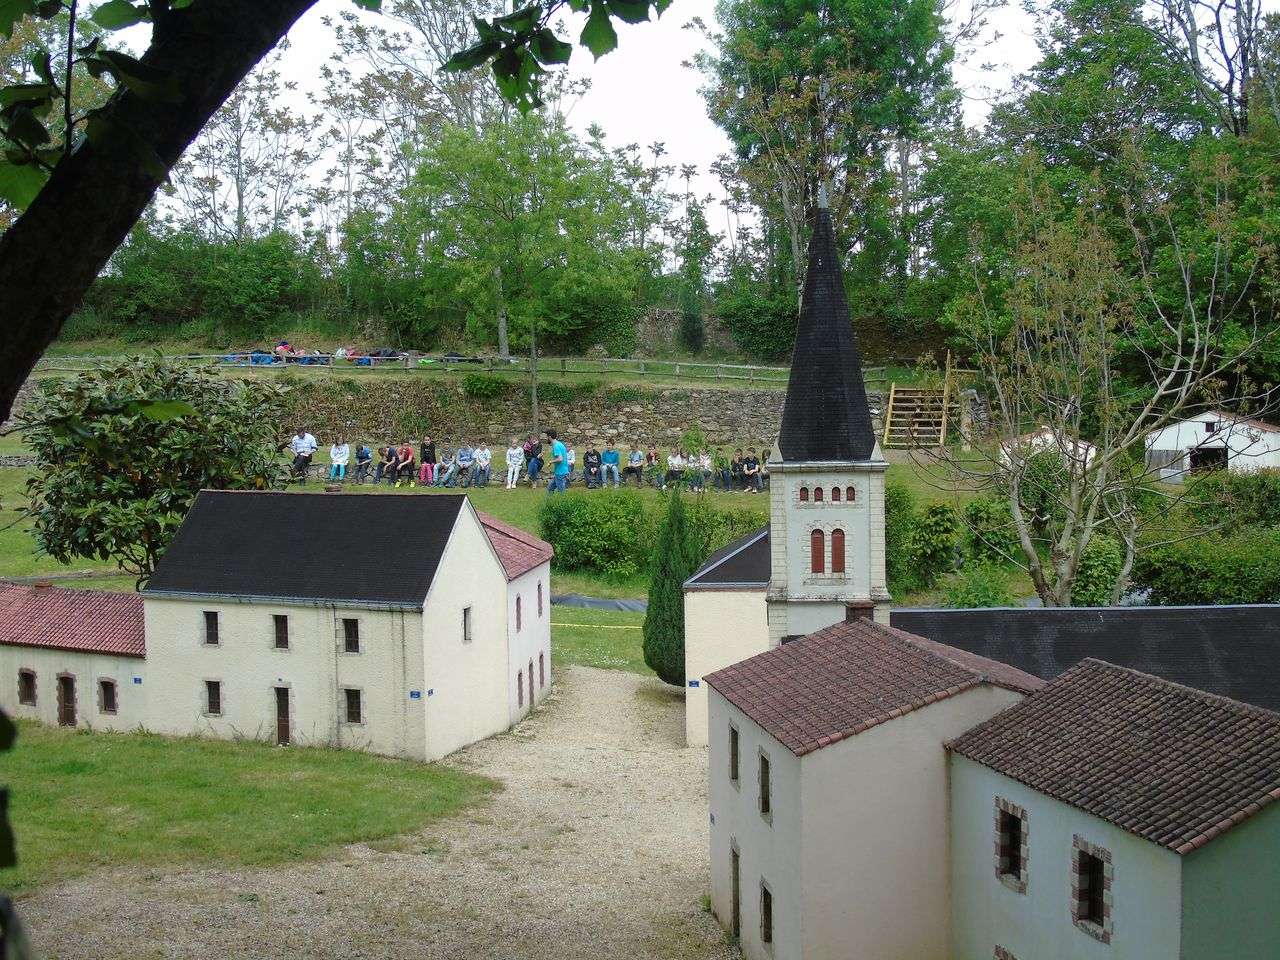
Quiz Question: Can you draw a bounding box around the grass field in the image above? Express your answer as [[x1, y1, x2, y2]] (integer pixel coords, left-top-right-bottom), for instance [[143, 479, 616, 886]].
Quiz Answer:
[[0, 720, 496, 895], [551, 606, 647, 673]]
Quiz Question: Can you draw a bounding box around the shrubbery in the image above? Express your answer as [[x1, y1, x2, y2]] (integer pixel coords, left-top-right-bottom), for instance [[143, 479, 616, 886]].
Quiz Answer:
[[885, 481, 961, 595], [644, 489, 701, 686], [538, 490, 767, 581], [963, 496, 1020, 563], [942, 564, 1016, 608], [1070, 535, 1124, 606], [531, 380, 601, 404], [1131, 528, 1280, 605], [462, 373, 511, 401], [1187, 468, 1280, 532]]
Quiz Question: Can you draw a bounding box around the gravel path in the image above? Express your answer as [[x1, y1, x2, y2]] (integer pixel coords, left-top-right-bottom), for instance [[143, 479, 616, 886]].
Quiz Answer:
[[20, 666, 735, 960]]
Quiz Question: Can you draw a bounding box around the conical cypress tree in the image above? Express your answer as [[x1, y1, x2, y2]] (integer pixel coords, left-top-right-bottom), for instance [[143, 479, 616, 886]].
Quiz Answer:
[[643, 488, 699, 686]]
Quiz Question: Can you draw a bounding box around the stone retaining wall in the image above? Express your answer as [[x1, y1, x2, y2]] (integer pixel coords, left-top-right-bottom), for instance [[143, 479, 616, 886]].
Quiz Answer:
[[285, 379, 885, 448]]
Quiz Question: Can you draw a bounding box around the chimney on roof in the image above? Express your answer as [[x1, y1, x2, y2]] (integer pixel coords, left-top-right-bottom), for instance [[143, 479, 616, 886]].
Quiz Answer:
[[33, 579, 52, 589], [845, 601, 874, 623]]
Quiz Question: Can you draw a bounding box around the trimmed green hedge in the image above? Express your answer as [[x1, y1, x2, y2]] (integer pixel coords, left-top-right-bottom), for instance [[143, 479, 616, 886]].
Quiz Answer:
[[1132, 527, 1280, 604]]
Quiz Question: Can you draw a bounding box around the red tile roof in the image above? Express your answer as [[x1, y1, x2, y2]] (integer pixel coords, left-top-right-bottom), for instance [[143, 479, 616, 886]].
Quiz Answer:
[[948, 659, 1280, 854], [477, 512, 554, 582], [0, 583, 145, 658], [704, 618, 1043, 757]]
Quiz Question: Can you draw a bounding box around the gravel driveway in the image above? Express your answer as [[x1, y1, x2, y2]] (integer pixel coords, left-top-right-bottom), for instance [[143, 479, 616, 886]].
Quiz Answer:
[[20, 666, 736, 960]]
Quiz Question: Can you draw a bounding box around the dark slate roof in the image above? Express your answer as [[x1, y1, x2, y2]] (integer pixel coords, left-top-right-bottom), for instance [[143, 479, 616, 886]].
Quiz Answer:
[[685, 525, 770, 589], [949, 659, 1280, 854], [704, 618, 1043, 757], [890, 606, 1280, 713], [145, 490, 466, 606], [778, 207, 877, 462]]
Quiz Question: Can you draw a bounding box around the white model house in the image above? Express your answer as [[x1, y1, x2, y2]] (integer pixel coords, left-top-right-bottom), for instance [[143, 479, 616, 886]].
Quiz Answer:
[[1, 490, 553, 762], [949, 659, 1280, 960], [684, 201, 889, 746], [704, 617, 1043, 960], [1145, 410, 1280, 481]]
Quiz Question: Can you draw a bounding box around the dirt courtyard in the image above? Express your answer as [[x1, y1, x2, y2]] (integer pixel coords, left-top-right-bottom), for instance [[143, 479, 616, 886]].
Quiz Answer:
[[20, 666, 737, 960]]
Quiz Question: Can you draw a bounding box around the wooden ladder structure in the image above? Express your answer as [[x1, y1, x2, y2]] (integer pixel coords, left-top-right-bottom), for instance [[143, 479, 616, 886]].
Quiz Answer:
[[881, 352, 956, 449]]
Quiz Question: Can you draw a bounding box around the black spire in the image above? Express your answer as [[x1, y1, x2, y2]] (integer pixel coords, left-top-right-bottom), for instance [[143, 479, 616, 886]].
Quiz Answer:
[[777, 205, 877, 462]]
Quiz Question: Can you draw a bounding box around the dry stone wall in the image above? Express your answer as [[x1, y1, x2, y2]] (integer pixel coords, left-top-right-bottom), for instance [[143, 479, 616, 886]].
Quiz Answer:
[[287, 379, 886, 448]]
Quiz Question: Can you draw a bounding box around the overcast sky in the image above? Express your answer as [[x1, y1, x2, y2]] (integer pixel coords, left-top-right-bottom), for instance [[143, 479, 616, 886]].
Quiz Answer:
[[268, 0, 1043, 229]]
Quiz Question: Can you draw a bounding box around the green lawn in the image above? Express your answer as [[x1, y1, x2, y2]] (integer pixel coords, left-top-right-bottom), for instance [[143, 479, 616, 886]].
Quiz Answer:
[[1, 720, 495, 895], [551, 606, 647, 674]]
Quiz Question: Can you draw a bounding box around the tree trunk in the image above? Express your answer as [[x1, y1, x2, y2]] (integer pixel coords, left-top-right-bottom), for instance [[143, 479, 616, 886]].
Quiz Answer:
[[529, 314, 539, 437], [0, 0, 316, 424], [494, 263, 509, 358]]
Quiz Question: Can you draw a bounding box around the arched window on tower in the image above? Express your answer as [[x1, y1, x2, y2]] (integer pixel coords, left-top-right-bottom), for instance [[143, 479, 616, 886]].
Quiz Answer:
[[814, 487, 824, 503], [799, 486, 809, 503], [831, 487, 842, 502], [810, 529, 825, 574], [846, 486, 857, 503], [831, 529, 846, 574]]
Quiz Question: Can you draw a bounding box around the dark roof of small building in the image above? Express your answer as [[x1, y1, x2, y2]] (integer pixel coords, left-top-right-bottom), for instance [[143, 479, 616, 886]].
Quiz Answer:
[[145, 490, 466, 606], [477, 512, 554, 581], [890, 606, 1280, 713], [949, 659, 1280, 854], [0, 583, 145, 658], [685, 525, 770, 589], [704, 618, 1043, 757], [778, 206, 877, 463]]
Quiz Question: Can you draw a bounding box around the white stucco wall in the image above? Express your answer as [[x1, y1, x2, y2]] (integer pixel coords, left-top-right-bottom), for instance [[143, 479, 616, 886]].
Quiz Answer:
[[143, 597, 427, 758], [421, 503, 513, 760], [709, 689, 804, 960], [683, 588, 769, 746], [799, 685, 1024, 960], [0, 645, 147, 732], [950, 754, 1184, 960], [1146, 413, 1280, 480], [766, 460, 889, 645], [506, 562, 552, 724]]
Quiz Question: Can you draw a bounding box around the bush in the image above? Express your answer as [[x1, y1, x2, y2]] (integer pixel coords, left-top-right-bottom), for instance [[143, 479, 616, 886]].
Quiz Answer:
[[605, 385, 645, 405], [713, 287, 797, 362], [964, 496, 1020, 563], [532, 380, 601, 404], [942, 564, 1016, 608], [911, 503, 961, 586], [462, 373, 511, 401], [1187, 468, 1280, 532], [1071, 535, 1124, 606], [884, 480, 920, 594], [1131, 527, 1280, 605], [687, 499, 768, 561], [538, 490, 648, 579]]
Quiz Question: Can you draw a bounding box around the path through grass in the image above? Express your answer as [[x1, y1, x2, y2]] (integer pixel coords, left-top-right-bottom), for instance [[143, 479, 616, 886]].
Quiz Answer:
[[1, 721, 495, 895]]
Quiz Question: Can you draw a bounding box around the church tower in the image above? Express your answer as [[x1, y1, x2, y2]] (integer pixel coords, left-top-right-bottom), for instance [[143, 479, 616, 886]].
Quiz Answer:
[[766, 200, 890, 645]]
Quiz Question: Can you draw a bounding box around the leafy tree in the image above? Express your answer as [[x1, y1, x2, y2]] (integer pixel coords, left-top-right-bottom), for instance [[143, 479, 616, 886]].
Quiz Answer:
[[676, 197, 715, 354], [20, 357, 290, 584], [643, 488, 700, 686], [0, 0, 665, 425]]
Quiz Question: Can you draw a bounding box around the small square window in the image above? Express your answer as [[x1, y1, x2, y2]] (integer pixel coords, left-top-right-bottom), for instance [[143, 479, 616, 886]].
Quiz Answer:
[[760, 882, 773, 945], [759, 752, 772, 818], [729, 724, 740, 785], [17, 669, 36, 706], [99, 679, 117, 714], [203, 611, 220, 645], [273, 614, 289, 649], [344, 688, 362, 724], [205, 680, 222, 716], [343, 618, 360, 653], [462, 606, 473, 644]]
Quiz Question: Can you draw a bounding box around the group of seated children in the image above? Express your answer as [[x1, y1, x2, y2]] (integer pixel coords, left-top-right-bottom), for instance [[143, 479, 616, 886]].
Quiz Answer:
[[288, 426, 770, 494]]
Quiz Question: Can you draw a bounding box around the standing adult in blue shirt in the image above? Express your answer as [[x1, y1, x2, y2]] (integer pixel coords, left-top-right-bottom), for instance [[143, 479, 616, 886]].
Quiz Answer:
[[546, 429, 569, 494]]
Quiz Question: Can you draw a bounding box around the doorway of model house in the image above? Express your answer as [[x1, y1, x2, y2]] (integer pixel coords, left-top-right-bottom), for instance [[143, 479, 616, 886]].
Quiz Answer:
[[1189, 445, 1228, 472], [274, 687, 290, 745], [730, 846, 741, 940], [57, 675, 76, 726]]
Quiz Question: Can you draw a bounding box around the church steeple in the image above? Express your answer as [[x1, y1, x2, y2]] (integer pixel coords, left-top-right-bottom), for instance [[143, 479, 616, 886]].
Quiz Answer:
[[777, 202, 877, 463]]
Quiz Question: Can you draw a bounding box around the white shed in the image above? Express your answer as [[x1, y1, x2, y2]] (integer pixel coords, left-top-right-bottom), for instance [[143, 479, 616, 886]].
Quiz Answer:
[[1145, 411, 1280, 482]]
